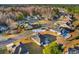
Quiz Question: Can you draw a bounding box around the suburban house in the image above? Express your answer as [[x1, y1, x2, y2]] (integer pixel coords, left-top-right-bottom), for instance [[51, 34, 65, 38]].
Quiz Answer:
[[25, 15, 39, 24], [53, 13, 75, 39], [67, 47, 79, 54], [31, 33, 56, 46], [6, 42, 29, 54], [60, 28, 71, 39], [53, 23, 71, 39], [0, 24, 9, 33], [12, 42, 29, 54]]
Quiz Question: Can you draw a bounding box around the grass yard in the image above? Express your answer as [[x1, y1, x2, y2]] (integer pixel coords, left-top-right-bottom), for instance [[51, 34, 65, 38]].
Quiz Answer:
[[26, 42, 43, 54]]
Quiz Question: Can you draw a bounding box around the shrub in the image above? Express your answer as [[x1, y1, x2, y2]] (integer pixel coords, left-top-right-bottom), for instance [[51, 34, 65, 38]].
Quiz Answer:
[[17, 13, 24, 20], [43, 42, 63, 54]]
